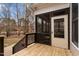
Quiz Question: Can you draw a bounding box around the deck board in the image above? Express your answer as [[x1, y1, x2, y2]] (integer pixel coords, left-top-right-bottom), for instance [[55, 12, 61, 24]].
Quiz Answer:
[[12, 43, 72, 56]]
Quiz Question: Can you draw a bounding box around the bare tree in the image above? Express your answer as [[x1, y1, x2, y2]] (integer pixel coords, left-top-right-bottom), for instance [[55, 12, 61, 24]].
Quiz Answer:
[[25, 3, 35, 33], [23, 3, 29, 34], [0, 4, 11, 37], [19, 3, 30, 34], [16, 4, 19, 27], [15, 3, 20, 36], [0, 3, 35, 36], [15, 3, 24, 36]]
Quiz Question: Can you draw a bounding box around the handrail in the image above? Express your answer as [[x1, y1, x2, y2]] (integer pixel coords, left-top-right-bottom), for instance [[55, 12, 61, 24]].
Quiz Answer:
[[13, 36, 26, 54], [12, 33, 36, 54]]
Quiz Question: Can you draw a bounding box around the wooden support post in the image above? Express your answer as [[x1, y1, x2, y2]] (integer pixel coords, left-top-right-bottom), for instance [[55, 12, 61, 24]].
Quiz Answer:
[[0, 37, 4, 56]]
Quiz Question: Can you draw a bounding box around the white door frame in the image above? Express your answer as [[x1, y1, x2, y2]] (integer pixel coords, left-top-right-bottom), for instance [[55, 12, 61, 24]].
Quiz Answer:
[[51, 15, 68, 49]]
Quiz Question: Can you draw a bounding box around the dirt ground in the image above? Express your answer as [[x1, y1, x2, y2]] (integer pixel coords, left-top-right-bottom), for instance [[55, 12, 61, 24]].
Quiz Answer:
[[4, 35, 25, 47]]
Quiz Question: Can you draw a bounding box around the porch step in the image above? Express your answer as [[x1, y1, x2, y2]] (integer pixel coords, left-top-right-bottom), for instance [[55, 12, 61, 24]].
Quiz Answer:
[[12, 43, 72, 56]]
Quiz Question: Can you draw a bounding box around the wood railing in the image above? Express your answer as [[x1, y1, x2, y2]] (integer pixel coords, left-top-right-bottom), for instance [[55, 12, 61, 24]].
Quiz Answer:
[[12, 33, 36, 54], [12, 32, 51, 54]]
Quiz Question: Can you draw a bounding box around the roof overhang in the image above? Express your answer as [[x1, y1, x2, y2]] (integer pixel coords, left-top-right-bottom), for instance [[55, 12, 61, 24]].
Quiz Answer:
[[32, 3, 69, 11]]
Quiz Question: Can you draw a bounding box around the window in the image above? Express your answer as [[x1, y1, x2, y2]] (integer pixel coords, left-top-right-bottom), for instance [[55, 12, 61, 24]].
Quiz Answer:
[[72, 3, 78, 47], [54, 18, 64, 38], [37, 16, 50, 33], [37, 17, 42, 33], [43, 20, 46, 32]]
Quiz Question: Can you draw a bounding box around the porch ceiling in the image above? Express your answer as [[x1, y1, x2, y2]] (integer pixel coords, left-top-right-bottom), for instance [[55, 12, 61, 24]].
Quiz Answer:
[[32, 3, 67, 10]]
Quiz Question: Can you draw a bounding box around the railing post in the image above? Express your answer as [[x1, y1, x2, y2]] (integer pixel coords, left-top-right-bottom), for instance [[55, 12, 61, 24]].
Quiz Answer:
[[0, 37, 4, 56], [26, 34, 28, 47], [12, 47, 14, 54], [35, 33, 37, 43]]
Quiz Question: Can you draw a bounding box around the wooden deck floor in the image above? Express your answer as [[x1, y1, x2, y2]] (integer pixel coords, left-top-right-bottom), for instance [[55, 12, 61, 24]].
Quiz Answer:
[[12, 43, 72, 56]]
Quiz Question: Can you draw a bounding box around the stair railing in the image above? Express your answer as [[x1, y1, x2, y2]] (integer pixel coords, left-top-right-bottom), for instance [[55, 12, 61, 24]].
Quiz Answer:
[[12, 33, 36, 54]]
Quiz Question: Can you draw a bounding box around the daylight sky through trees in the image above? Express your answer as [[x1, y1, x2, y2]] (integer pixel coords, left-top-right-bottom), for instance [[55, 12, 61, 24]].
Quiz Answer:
[[0, 3, 25, 22]]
